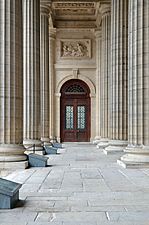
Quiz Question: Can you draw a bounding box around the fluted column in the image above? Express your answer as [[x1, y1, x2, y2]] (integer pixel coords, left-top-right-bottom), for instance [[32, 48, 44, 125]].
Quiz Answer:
[[40, 5, 50, 145], [0, 0, 27, 168], [118, 0, 149, 168], [94, 29, 102, 144], [97, 5, 111, 149], [23, 0, 43, 153], [49, 28, 56, 141], [104, 0, 128, 154]]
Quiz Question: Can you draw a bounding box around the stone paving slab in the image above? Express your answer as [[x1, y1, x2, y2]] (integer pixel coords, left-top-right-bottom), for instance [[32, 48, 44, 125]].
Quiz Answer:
[[1, 143, 149, 224]]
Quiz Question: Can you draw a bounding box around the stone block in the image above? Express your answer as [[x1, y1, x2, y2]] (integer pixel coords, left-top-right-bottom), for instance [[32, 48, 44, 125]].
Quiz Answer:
[[44, 146, 58, 155], [52, 143, 62, 148], [28, 153, 48, 167], [0, 178, 22, 209]]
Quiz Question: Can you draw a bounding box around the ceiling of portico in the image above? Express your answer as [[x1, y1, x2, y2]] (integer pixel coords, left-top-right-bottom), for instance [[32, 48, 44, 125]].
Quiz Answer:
[[41, 0, 111, 28]]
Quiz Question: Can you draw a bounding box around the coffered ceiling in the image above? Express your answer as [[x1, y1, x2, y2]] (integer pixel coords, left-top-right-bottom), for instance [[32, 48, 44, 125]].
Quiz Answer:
[[41, 0, 111, 28]]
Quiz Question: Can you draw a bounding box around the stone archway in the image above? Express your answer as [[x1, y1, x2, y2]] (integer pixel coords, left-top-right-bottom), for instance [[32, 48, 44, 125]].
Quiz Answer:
[[60, 79, 91, 142]]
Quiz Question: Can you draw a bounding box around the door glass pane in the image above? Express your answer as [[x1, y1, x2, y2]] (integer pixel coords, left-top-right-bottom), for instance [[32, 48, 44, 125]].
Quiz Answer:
[[77, 106, 86, 129], [65, 106, 73, 129]]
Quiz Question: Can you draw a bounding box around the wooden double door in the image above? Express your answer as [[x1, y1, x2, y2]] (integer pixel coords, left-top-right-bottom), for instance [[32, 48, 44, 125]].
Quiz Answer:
[[60, 79, 90, 142]]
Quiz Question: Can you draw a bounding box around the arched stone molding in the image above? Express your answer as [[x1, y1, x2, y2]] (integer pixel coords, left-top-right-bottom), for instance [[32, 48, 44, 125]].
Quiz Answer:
[[56, 74, 96, 96], [55, 74, 96, 142]]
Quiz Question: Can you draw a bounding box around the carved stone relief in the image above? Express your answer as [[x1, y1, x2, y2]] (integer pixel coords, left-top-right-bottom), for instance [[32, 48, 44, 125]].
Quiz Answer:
[[55, 21, 96, 29], [55, 8, 95, 16], [53, 3, 95, 8], [60, 39, 91, 59]]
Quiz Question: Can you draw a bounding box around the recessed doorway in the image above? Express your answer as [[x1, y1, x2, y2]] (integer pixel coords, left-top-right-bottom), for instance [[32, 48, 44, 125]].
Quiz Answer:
[[60, 79, 90, 142]]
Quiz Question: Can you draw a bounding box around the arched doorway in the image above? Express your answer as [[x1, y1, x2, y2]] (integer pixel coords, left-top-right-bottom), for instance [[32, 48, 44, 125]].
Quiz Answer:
[[60, 79, 90, 142]]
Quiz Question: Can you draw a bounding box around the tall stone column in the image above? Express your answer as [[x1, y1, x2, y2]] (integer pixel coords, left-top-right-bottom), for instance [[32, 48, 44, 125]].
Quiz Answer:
[[0, 0, 27, 169], [49, 28, 56, 141], [23, 0, 43, 153], [118, 0, 149, 168], [97, 4, 111, 149], [40, 5, 50, 145], [104, 0, 128, 154], [94, 29, 102, 144]]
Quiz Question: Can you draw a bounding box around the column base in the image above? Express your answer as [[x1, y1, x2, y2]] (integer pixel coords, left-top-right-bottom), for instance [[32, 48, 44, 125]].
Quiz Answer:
[[104, 140, 128, 155], [0, 144, 27, 162], [0, 161, 28, 170], [93, 136, 101, 145], [117, 146, 149, 168], [41, 137, 52, 146], [97, 138, 109, 149], [23, 139, 44, 155], [0, 144, 28, 173]]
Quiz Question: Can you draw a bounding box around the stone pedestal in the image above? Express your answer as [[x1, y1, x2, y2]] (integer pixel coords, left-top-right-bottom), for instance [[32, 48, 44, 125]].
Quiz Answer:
[[97, 139, 109, 149], [104, 140, 128, 155], [0, 0, 27, 170], [23, 140, 45, 155], [118, 146, 149, 168]]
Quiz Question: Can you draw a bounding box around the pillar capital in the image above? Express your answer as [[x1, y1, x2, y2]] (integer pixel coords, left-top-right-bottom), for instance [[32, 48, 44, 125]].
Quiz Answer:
[[40, 4, 51, 16], [100, 4, 111, 16], [95, 28, 102, 39], [49, 28, 56, 39]]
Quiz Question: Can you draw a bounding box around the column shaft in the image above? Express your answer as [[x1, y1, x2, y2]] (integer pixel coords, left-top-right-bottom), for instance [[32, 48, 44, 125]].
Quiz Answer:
[[23, 0, 42, 150], [118, 0, 149, 167], [97, 5, 111, 149], [128, 0, 148, 146], [94, 29, 102, 142], [101, 7, 111, 139], [111, 0, 128, 141], [40, 5, 50, 143], [49, 28, 56, 141], [0, 0, 27, 166], [104, 0, 128, 154]]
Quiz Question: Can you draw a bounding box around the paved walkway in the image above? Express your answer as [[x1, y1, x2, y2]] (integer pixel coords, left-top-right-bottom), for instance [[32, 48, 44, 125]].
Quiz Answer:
[[1, 143, 149, 225]]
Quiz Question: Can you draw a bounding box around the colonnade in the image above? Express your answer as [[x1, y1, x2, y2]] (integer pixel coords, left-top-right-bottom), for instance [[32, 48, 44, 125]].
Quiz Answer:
[[96, 0, 149, 167], [0, 0, 53, 169], [0, 0, 149, 169]]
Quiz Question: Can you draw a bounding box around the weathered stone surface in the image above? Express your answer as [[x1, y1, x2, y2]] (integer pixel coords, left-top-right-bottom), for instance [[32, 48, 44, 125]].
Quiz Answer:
[[44, 146, 58, 155], [52, 143, 63, 149], [1, 143, 149, 224], [0, 178, 22, 209], [28, 154, 48, 167]]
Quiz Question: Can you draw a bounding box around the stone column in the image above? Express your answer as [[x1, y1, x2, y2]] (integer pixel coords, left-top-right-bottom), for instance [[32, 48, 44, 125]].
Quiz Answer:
[[0, 0, 27, 169], [23, 0, 43, 153], [49, 28, 56, 141], [118, 0, 149, 168], [104, 0, 128, 155], [40, 5, 50, 145], [94, 29, 102, 144], [97, 4, 111, 149]]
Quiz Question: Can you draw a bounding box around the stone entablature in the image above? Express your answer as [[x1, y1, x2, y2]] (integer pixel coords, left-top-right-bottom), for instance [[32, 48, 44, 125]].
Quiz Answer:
[[53, 2, 95, 8]]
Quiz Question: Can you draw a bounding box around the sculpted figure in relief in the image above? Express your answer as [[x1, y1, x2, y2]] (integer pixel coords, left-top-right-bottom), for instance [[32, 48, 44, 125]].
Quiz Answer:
[[62, 42, 89, 58]]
